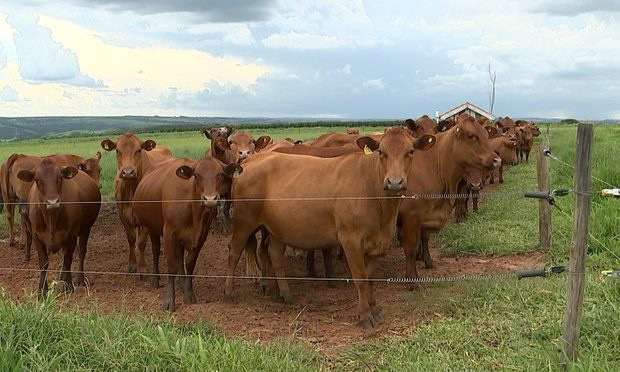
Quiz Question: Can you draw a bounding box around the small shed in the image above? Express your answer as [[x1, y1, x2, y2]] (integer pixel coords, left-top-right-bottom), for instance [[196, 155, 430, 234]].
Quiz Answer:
[[437, 102, 495, 123]]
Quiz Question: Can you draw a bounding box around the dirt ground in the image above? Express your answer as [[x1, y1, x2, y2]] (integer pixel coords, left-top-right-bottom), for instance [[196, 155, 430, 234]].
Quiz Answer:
[[0, 203, 545, 350]]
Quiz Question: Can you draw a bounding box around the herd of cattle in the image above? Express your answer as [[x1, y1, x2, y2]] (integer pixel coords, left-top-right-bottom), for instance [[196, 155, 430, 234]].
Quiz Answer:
[[0, 113, 539, 329]]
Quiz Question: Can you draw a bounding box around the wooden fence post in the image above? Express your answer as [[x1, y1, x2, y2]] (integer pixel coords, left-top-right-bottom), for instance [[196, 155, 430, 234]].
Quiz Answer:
[[537, 146, 551, 248], [561, 123, 593, 365]]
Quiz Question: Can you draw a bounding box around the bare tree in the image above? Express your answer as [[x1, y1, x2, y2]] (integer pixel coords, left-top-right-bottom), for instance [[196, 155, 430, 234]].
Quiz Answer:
[[488, 63, 497, 114]]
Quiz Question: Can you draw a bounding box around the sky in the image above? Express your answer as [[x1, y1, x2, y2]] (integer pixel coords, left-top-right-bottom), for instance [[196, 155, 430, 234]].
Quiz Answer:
[[0, 0, 619, 119]]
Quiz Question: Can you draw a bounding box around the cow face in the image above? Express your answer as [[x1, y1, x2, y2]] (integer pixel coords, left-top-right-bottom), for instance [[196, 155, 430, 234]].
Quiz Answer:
[[17, 158, 78, 210], [358, 128, 436, 193], [463, 168, 484, 192], [101, 133, 156, 180], [229, 131, 271, 163], [176, 158, 242, 208], [453, 115, 501, 171], [497, 138, 519, 166], [405, 116, 438, 137], [437, 119, 455, 133], [78, 151, 102, 189]]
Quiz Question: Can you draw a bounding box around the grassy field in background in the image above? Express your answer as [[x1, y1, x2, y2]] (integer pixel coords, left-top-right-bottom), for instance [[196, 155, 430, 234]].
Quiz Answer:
[[1, 124, 619, 371]]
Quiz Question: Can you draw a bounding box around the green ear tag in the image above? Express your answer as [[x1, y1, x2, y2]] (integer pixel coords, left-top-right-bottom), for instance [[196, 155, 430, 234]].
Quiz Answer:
[[233, 169, 239, 177], [363, 145, 373, 155]]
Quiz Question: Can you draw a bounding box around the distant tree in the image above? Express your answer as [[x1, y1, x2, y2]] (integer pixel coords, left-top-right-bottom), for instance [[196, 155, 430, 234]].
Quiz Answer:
[[560, 119, 579, 125]]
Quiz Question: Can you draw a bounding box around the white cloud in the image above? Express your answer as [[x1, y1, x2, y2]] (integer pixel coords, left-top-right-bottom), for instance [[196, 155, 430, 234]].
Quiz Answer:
[[185, 23, 255, 46], [338, 64, 352, 75], [263, 31, 343, 49], [362, 78, 384, 90], [1, 85, 18, 101]]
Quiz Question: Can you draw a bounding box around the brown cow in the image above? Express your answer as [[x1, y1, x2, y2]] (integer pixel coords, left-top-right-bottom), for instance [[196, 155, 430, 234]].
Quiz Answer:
[[437, 119, 456, 133], [133, 156, 241, 311], [488, 136, 518, 184], [228, 131, 272, 163], [1, 153, 101, 258], [310, 132, 360, 148], [100, 133, 172, 285], [516, 126, 534, 163], [454, 168, 485, 222], [405, 116, 438, 137], [18, 158, 101, 295], [399, 114, 500, 280], [225, 128, 436, 328]]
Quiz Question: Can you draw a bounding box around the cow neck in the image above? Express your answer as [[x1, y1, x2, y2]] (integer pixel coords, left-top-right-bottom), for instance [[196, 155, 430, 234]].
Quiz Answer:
[[38, 194, 62, 245], [357, 153, 402, 228], [434, 130, 466, 198], [211, 143, 227, 162], [189, 179, 212, 246]]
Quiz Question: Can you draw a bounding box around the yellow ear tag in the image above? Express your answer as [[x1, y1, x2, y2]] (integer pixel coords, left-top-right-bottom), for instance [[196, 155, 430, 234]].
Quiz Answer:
[[364, 145, 373, 155]]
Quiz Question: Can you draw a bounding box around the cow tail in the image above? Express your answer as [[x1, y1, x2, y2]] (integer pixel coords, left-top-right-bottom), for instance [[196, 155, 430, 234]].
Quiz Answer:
[[4, 154, 22, 203]]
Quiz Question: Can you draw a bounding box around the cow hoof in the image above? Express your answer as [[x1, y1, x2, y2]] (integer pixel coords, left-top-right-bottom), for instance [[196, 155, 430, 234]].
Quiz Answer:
[[62, 281, 75, 294], [163, 300, 176, 313], [371, 308, 383, 323], [408, 282, 421, 291], [183, 292, 197, 305], [149, 276, 160, 289], [359, 315, 378, 330], [223, 292, 235, 303], [499, 179, 504, 184], [423, 261, 434, 269], [76, 275, 87, 287], [128, 266, 138, 274], [280, 294, 294, 304]]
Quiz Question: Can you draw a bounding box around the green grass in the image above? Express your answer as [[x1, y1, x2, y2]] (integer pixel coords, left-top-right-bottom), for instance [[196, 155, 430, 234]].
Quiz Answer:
[[0, 292, 324, 372], [1, 124, 619, 371]]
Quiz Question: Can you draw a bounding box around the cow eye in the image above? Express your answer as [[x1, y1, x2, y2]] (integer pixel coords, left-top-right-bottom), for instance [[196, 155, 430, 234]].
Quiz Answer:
[[408, 149, 414, 156]]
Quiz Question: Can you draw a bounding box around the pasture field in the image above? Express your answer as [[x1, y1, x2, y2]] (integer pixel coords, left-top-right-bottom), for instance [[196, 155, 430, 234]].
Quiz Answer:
[[1, 124, 619, 371]]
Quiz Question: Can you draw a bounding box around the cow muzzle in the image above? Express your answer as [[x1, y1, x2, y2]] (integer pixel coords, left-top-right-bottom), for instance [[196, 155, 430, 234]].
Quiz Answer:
[[237, 150, 251, 161], [492, 156, 502, 169], [201, 195, 219, 208], [121, 168, 137, 179], [470, 182, 483, 192], [384, 177, 407, 192], [46, 198, 60, 210]]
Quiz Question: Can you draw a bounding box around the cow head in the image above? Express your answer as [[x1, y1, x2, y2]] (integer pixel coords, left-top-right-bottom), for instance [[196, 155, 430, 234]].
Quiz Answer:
[[492, 137, 518, 166], [229, 131, 272, 163], [347, 128, 360, 135], [175, 158, 242, 208], [17, 158, 78, 210], [202, 128, 231, 154], [101, 133, 156, 180], [463, 168, 484, 192], [405, 115, 438, 137], [78, 151, 102, 189], [437, 119, 455, 133], [452, 114, 501, 171], [358, 127, 436, 193]]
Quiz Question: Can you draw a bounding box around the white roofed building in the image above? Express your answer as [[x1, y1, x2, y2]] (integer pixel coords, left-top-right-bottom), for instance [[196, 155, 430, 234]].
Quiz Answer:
[[437, 102, 495, 122]]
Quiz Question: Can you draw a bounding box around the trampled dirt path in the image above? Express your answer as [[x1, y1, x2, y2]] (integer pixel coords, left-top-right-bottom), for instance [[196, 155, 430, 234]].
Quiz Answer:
[[0, 203, 544, 350]]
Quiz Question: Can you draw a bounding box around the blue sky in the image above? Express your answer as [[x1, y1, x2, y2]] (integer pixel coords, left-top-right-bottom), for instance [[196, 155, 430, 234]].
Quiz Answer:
[[0, 0, 619, 119]]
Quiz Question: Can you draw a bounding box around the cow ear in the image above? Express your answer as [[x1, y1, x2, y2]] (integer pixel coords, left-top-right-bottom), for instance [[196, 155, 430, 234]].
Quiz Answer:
[[294, 140, 303, 145], [486, 126, 498, 137], [61, 166, 78, 179], [142, 139, 156, 151], [226, 126, 235, 136], [78, 162, 86, 171], [101, 139, 116, 151], [201, 129, 212, 140], [404, 118, 417, 131], [17, 170, 35, 182], [414, 134, 436, 151], [356, 136, 379, 152], [223, 163, 243, 178], [255, 136, 271, 151], [96, 151, 102, 161], [176, 165, 194, 180]]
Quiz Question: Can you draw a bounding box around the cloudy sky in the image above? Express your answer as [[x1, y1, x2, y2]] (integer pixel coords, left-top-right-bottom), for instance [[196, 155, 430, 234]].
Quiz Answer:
[[0, 0, 619, 119]]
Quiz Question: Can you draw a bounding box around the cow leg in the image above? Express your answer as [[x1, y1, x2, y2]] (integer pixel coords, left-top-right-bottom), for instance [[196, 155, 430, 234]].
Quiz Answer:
[[420, 231, 434, 269], [182, 243, 202, 305], [60, 236, 77, 293], [6, 204, 15, 246], [223, 199, 232, 230], [136, 227, 149, 276], [401, 223, 421, 289], [258, 238, 278, 297], [163, 230, 180, 312], [225, 224, 258, 298], [526, 149, 530, 163], [35, 237, 49, 298], [149, 233, 161, 288], [267, 238, 292, 303], [124, 223, 138, 273], [76, 231, 90, 286], [472, 190, 479, 212], [340, 240, 374, 329], [499, 165, 505, 184], [322, 248, 336, 288], [365, 253, 383, 323], [305, 250, 317, 278]]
